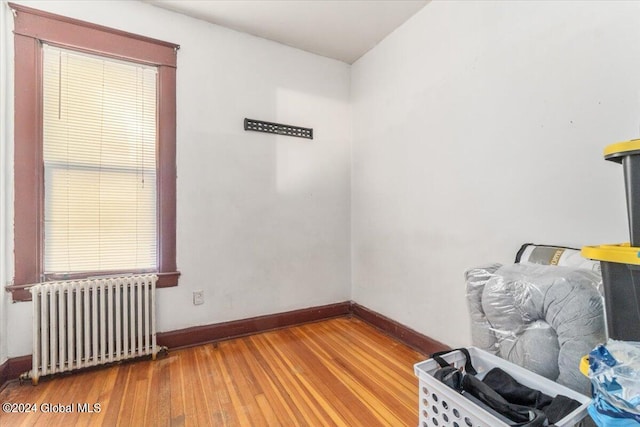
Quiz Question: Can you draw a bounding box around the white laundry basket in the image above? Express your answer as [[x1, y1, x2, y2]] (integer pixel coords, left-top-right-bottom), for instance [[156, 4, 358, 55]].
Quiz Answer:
[[414, 347, 591, 427]]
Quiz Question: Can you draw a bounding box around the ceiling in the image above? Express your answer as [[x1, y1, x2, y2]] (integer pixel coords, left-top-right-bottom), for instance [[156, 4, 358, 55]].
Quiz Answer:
[[143, 0, 429, 64]]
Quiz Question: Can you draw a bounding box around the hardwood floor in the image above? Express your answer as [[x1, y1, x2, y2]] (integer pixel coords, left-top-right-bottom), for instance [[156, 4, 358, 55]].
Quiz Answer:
[[0, 317, 428, 426]]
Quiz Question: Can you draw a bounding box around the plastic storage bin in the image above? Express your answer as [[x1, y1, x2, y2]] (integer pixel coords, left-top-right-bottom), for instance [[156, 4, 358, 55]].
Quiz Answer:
[[414, 347, 591, 427], [581, 139, 640, 341], [581, 244, 640, 341], [603, 139, 640, 246]]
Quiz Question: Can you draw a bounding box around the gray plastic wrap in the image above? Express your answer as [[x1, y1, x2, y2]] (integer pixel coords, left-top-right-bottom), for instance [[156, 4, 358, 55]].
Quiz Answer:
[[465, 264, 502, 354], [465, 263, 606, 395]]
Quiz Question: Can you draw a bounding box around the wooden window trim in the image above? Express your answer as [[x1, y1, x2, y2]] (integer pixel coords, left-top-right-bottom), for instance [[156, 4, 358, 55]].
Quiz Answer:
[[8, 3, 179, 301]]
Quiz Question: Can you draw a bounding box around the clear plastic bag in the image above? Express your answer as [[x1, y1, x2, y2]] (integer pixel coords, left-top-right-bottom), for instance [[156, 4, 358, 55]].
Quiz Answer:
[[466, 263, 606, 394], [589, 340, 640, 422]]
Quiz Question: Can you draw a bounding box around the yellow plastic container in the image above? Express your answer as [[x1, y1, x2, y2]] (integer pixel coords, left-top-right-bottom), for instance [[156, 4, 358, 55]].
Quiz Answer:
[[603, 139, 640, 246], [583, 138, 640, 341], [582, 243, 640, 341], [604, 138, 640, 163], [580, 243, 640, 266]]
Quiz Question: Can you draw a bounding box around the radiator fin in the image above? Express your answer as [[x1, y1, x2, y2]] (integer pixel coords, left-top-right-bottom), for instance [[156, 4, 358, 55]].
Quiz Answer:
[[29, 274, 158, 384]]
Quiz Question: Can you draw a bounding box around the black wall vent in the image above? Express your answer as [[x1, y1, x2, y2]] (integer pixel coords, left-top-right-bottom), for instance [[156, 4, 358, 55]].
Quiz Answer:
[[244, 118, 313, 140]]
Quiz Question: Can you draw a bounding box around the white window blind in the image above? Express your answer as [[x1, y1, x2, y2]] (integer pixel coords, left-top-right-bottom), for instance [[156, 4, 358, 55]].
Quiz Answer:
[[42, 44, 158, 275]]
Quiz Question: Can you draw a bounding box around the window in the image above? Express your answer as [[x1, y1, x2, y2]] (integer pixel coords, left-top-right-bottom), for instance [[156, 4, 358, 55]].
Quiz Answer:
[[43, 45, 158, 276], [9, 3, 179, 301]]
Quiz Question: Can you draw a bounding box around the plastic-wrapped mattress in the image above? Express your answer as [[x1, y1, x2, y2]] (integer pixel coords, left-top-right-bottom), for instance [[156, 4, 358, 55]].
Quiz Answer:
[[466, 262, 606, 395]]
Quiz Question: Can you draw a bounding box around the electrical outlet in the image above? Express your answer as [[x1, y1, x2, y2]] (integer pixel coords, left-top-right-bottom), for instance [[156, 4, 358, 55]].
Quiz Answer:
[[193, 290, 204, 305]]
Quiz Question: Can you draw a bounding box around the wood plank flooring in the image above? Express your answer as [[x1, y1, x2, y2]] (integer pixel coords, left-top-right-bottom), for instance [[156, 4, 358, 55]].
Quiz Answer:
[[0, 317, 427, 426]]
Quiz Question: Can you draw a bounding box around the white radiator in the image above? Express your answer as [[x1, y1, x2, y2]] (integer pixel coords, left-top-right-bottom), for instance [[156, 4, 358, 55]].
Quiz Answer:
[[27, 274, 158, 385]]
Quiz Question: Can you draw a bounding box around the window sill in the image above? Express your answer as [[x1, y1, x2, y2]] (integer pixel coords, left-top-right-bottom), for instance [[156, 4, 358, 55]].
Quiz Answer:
[[157, 271, 180, 288], [4, 285, 31, 302], [5, 271, 180, 302]]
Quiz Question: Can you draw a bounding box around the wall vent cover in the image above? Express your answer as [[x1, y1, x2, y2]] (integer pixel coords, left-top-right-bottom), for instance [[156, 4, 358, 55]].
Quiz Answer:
[[244, 118, 313, 139]]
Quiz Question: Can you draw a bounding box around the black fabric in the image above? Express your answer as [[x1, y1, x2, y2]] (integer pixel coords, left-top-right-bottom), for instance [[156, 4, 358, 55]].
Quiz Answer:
[[433, 366, 464, 392], [543, 394, 582, 424], [462, 372, 547, 426], [430, 350, 582, 427], [482, 368, 582, 424], [483, 368, 553, 408], [431, 348, 477, 375], [431, 350, 546, 426]]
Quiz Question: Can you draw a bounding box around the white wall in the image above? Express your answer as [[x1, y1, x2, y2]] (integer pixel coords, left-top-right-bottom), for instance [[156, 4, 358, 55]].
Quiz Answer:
[[0, 1, 10, 365], [351, 0, 638, 347], [3, 1, 352, 356], [5, 0, 639, 359]]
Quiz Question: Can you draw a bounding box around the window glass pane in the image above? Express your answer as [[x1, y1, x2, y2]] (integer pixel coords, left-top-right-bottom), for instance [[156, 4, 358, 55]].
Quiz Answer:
[[42, 44, 158, 274]]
